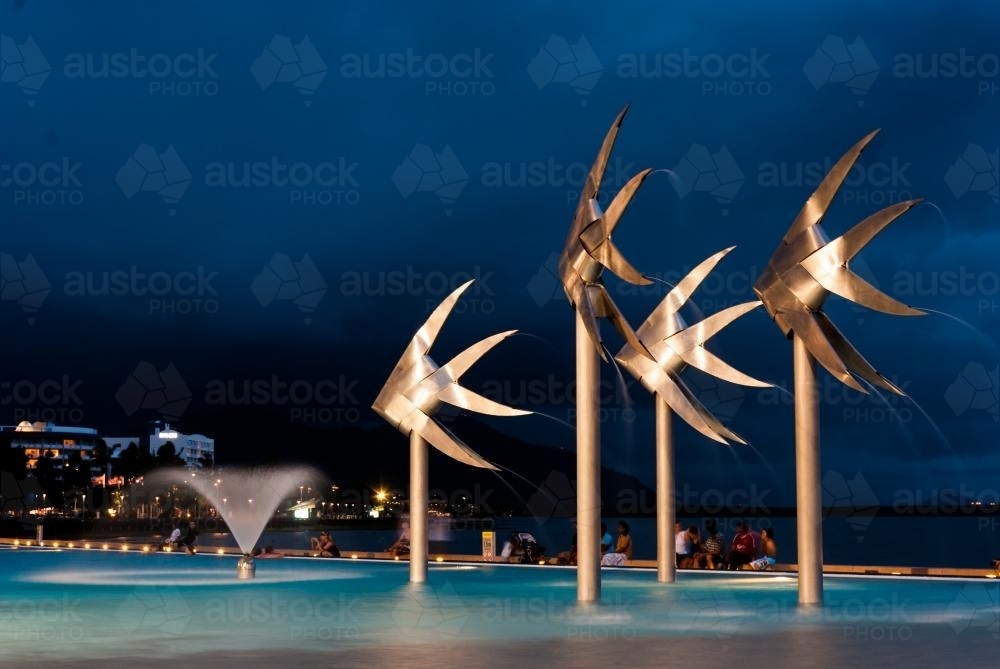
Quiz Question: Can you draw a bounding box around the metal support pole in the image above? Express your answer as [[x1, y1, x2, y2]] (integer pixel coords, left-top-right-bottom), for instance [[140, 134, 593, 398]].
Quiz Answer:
[[410, 430, 428, 584], [576, 311, 601, 602], [793, 335, 823, 605], [655, 398, 675, 583]]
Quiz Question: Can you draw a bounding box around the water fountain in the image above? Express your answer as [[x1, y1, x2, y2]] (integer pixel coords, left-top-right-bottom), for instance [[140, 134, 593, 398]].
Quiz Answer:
[[151, 465, 321, 578]]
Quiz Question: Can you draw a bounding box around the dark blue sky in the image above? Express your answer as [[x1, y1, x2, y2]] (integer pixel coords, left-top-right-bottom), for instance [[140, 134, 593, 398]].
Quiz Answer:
[[2, 0, 998, 505]]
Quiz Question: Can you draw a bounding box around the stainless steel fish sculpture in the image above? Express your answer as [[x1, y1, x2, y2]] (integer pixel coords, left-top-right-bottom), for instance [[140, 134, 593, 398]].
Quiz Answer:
[[616, 247, 771, 444], [372, 280, 531, 470], [558, 104, 657, 361], [753, 130, 925, 394]]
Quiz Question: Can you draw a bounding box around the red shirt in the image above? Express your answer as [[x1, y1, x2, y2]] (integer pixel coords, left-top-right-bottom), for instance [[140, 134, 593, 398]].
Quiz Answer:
[[731, 531, 755, 556]]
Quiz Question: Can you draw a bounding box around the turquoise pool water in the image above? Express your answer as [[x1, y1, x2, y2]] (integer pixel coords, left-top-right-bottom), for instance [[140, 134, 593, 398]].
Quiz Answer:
[[0, 547, 997, 665]]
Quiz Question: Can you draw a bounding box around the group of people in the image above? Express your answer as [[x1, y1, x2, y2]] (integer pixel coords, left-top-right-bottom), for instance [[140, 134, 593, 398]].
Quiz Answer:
[[158, 517, 776, 569], [676, 520, 777, 570], [557, 520, 634, 567], [162, 521, 199, 553]]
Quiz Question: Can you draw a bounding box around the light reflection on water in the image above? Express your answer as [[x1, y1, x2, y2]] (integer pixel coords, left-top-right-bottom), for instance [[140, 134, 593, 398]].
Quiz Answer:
[[0, 549, 996, 665]]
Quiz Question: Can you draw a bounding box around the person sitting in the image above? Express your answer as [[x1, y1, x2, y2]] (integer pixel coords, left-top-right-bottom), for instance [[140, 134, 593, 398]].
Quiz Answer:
[[387, 522, 410, 556], [253, 545, 285, 559], [162, 522, 182, 550], [500, 531, 521, 561], [694, 519, 725, 569], [723, 521, 756, 570], [749, 528, 777, 570], [676, 524, 699, 569], [501, 532, 543, 563], [310, 531, 340, 557], [557, 520, 578, 565], [179, 521, 198, 554], [601, 521, 633, 567], [600, 523, 613, 555]]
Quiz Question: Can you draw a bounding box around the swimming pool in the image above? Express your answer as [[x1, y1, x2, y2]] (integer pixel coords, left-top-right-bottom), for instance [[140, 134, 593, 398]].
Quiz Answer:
[[1, 547, 997, 667]]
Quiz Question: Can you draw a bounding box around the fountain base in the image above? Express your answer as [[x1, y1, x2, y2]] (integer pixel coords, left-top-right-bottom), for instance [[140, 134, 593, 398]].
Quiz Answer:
[[237, 554, 256, 579]]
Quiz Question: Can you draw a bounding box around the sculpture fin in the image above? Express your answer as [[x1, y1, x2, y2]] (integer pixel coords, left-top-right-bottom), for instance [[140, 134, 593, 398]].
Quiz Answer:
[[782, 309, 867, 393], [813, 312, 906, 395], [783, 130, 880, 243], [577, 284, 610, 362], [679, 346, 772, 388], [581, 105, 630, 203], [437, 384, 532, 417], [639, 246, 736, 339], [403, 279, 474, 361], [798, 200, 925, 316], [409, 412, 498, 470], [592, 284, 655, 361], [837, 199, 923, 262], [665, 300, 762, 354], [437, 330, 519, 382], [644, 373, 732, 444], [676, 379, 749, 445], [576, 169, 653, 286], [601, 169, 653, 236]]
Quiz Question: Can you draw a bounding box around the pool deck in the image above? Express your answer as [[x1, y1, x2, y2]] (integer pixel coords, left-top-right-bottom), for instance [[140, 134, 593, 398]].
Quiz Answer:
[[2, 537, 996, 579]]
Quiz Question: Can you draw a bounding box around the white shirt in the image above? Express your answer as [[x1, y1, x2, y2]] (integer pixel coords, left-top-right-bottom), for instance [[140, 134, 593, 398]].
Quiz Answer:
[[676, 531, 693, 554], [168, 529, 181, 543]]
